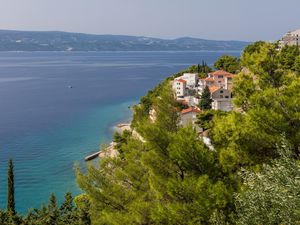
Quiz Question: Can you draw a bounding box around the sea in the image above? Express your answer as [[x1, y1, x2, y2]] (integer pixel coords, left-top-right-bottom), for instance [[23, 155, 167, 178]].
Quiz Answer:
[[0, 51, 240, 213]]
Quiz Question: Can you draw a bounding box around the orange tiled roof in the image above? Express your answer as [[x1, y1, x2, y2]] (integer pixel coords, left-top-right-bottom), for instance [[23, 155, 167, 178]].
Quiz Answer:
[[209, 85, 220, 93], [210, 70, 235, 77], [177, 79, 187, 83], [181, 107, 202, 114]]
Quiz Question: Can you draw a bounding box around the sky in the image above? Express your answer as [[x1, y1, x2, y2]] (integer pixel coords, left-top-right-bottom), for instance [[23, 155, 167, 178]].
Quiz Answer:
[[0, 0, 299, 41]]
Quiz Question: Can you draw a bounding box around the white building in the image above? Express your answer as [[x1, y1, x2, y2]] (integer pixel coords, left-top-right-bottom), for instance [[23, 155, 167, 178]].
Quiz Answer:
[[173, 79, 186, 98], [279, 29, 300, 49], [178, 73, 198, 88]]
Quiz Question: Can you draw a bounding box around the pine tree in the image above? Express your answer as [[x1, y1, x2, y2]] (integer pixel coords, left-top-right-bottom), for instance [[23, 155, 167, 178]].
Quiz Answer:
[[60, 192, 75, 224], [199, 86, 212, 110], [7, 159, 15, 215], [74, 194, 91, 225], [47, 193, 59, 225]]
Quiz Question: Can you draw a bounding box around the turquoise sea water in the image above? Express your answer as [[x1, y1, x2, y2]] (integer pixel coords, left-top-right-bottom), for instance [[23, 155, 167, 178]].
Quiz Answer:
[[0, 51, 240, 212]]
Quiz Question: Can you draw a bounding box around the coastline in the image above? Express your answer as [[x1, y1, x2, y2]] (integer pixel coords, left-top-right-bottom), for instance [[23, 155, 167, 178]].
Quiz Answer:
[[85, 121, 133, 161], [99, 122, 132, 158]]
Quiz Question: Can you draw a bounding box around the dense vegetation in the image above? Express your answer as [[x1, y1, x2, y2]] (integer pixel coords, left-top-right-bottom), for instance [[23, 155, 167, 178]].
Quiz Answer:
[[1, 42, 299, 224], [77, 42, 300, 224], [213, 55, 241, 73]]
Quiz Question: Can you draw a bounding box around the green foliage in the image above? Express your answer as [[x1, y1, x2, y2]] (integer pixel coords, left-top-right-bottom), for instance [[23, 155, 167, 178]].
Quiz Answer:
[[294, 55, 300, 75], [131, 82, 166, 129], [171, 63, 212, 79], [199, 85, 212, 110], [196, 110, 227, 131], [235, 145, 300, 225], [174, 100, 189, 110], [242, 41, 265, 56], [113, 130, 132, 156], [48, 193, 59, 224], [59, 192, 75, 224], [74, 194, 91, 225], [212, 41, 300, 171], [182, 62, 212, 75], [214, 55, 240, 73], [278, 45, 300, 70], [7, 159, 15, 216], [232, 71, 257, 111]]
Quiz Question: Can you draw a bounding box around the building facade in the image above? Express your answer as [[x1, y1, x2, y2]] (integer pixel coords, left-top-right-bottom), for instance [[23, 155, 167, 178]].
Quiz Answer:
[[173, 79, 186, 98], [180, 73, 198, 88], [180, 107, 202, 133], [198, 70, 235, 94], [209, 86, 233, 111], [279, 29, 300, 49]]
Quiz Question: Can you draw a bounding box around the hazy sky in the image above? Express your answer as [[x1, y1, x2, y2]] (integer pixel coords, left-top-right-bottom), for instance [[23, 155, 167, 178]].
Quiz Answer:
[[0, 0, 299, 41]]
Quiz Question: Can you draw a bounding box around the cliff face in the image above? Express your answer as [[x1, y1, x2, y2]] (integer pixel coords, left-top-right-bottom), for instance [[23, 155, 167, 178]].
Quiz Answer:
[[0, 30, 250, 51]]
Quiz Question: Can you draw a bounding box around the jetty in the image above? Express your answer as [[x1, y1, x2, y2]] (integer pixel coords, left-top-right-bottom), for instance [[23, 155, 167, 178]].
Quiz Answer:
[[85, 151, 100, 161]]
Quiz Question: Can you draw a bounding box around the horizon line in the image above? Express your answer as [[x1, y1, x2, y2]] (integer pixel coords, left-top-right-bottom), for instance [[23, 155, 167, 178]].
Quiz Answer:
[[0, 28, 256, 43]]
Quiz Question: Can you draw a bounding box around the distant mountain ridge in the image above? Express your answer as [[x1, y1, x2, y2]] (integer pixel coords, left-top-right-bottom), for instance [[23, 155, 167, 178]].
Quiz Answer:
[[0, 30, 250, 51]]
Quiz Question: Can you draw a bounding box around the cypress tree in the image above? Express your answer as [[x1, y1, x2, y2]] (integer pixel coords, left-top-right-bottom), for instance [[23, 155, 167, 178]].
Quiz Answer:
[[199, 86, 212, 110], [7, 159, 15, 215], [197, 64, 200, 73]]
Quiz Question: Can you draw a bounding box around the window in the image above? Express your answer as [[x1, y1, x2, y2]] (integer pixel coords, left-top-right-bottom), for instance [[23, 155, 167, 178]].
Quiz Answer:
[[220, 90, 223, 93], [218, 75, 223, 78], [225, 96, 229, 98], [220, 95, 223, 98]]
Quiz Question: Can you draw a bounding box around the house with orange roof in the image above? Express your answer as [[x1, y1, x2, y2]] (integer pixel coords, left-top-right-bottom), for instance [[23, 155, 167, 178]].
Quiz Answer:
[[180, 107, 202, 132], [198, 70, 235, 94], [209, 85, 231, 99], [209, 86, 233, 111], [208, 70, 235, 90], [173, 73, 199, 99]]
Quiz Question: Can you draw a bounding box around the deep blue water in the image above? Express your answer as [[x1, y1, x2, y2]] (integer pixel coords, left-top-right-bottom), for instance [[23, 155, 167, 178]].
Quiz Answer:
[[0, 51, 240, 213]]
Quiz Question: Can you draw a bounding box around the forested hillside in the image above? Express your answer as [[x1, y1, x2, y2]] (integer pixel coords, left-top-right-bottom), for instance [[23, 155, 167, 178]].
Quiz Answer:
[[77, 42, 300, 224]]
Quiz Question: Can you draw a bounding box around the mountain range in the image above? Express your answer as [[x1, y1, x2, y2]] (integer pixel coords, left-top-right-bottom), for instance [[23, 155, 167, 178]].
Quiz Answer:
[[0, 30, 250, 51]]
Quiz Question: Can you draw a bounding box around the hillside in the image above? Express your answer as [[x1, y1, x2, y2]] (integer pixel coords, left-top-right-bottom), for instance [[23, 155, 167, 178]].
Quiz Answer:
[[0, 30, 250, 51]]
